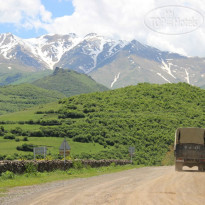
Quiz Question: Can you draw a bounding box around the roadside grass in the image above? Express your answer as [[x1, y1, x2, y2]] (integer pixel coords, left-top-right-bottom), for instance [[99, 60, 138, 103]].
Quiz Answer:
[[0, 136, 108, 155], [0, 164, 143, 194], [161, 146, 175, 166]]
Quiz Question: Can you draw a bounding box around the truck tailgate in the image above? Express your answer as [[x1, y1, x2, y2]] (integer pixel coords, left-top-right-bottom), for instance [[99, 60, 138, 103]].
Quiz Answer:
[[176, 144, 205, 159]]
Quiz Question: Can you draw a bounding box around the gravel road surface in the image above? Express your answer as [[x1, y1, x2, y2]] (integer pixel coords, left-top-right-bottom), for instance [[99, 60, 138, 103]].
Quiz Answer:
[[1, 166, 204, 205]]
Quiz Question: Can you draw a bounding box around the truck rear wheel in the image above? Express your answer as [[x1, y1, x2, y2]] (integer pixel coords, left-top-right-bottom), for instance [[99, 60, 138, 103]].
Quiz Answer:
[[175, 162, 183, 171], [198, 164, 204, 172]]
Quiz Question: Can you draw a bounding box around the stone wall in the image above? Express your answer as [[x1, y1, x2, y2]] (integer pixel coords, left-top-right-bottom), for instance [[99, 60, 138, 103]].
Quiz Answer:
[[0, 160, 131, 174]]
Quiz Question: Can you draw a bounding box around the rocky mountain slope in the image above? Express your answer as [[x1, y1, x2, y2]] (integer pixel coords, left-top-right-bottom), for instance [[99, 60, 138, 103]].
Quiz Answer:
[[0, 32, 204, 88]]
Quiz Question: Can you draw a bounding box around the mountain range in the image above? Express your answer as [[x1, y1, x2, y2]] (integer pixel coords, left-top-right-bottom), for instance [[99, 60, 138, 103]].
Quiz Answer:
[[0, 32, 205, 89]]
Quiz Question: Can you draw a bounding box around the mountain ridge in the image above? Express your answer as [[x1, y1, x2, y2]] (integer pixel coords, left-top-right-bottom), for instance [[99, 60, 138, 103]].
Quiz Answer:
[[0, 32, 205, 88], [0, 32, 185, 72]]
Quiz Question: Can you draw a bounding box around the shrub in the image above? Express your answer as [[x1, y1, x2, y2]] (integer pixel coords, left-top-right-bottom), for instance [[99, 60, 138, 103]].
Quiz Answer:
[[110, 162, 117, 167], [58, 111, 85, 119], [35, 111, 44, 114], [4, 134, 15, 140], [29, 130, 43, 137], [66, 105, 77, 110], [0, 126, 5, 136], [39, 119, 61, 126], [16, 143, 34, 152], [73, 160, 83, 169], [5, 155, 15, 160], [23, 137, 28, 141], [11, 127, 23, 135], [0, 154, 5, 160], [161, 146, 175, 166], [25, 163, 38, 174], [27, 120, 34, 124], [83, 108, 95, 113], [22, 130, 29, 136], [1, 171, 15, 180], [15, 138, 20, 142], [46, 109, 55, 114], [64, 119, 73, 125]]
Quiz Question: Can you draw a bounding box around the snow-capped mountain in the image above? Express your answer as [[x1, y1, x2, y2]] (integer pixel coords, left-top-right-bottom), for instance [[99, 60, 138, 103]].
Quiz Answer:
[[56, 33, 127, 74], [0, 32, 205, 88], [0, 33, 47, 71], [0, 33, 82, 71], [25, 33, 82, 69]]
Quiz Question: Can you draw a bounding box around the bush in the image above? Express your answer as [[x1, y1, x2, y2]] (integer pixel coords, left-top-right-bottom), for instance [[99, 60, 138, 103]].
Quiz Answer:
[[110, 162, 117, 167], [23, 137, 28, 141], [58, 111, 85, 119], [161, 146, 175, 166], [16, 143, 34, 152], [27, 120, 34, 124], [35, 111, 44, 114], [73, 160, 83, 169], [0, 126, 5, 136], [1, 171, 15, 180], [83, 108, 95, 113], [0, 154, 5, 160], [11, 127, 23, 135], [5, 155, 15, 160], [25, 163, 38, 174], [29, 130, 43, 137], [39, 119, 61, 126], [4, 134, 15, 140], [35, 110, 55, 114], [39, 127, 61, 137], [46, 109, 55, 114]]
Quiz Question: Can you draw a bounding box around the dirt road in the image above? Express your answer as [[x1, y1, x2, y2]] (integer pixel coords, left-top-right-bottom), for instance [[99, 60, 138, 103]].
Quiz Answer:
[[2, 166, 205, 205]]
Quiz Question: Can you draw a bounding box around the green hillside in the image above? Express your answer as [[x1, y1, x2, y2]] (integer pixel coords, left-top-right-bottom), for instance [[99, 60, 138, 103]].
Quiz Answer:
[[0, 66, 52, 86], [33, 67, 108, 97], [0, 84, 65, 115], [0, 83, 204, 165]]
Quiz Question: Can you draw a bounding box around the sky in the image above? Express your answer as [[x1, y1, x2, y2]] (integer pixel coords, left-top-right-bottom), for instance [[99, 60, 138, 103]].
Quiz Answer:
[[0, 0, 205, 57]]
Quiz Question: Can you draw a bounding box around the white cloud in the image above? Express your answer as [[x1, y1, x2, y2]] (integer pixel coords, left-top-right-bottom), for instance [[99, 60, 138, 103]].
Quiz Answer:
[[45, 0, 156, 39], [0, 0, 52, 29], [43, 0, 205, 57]]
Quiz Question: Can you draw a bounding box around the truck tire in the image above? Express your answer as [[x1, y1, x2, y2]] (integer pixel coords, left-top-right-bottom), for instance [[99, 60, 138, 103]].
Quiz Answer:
[[175, 162, 183, 171], [198, 164, 204, 172]]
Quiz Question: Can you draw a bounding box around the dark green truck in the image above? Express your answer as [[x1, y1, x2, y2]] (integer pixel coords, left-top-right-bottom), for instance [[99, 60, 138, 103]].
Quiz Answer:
[[174, 127, 205, 171]]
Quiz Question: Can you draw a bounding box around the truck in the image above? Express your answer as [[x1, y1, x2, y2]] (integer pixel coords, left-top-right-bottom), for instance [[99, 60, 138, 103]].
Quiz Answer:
[[174, 127, 205, 171]]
